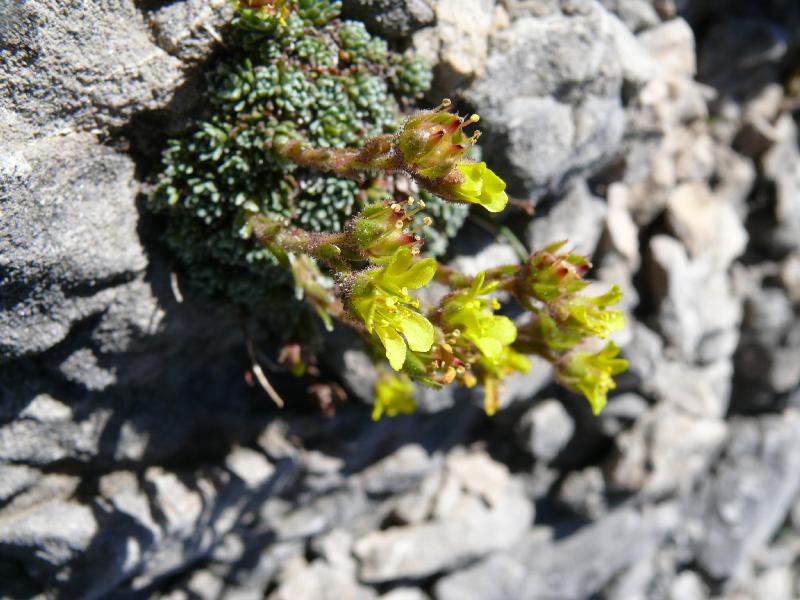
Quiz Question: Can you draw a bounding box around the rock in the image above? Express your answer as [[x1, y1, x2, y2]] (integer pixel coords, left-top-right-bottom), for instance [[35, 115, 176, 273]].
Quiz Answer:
[[622, 322, 665, 388], [665, 181, 748, 269], [610, 404, 727, 497], [603, 183, 641, 271], [379, 589, 430, 600], [449, 242, 520, 278], [435, 507, 668, 600], [692, 412, 800, 580], [147, 0, 232, 64], [526, 182, 608, 257], [599, 0, 661, 32], [598, 392, 649, 436], [226, 447, 276, 489], [0, 0, 182, 139], [734, 83, 785, 157], [669, 571, 708, 600], [353, 451, 532, 582], [781, 252, 800, 302], [360, 444, 437, 495], [0, 134, 146, 360], [648, 358, 733, 419], [411, 0, 496, 92], [467, 4, 624, 199], [515, 399, 575, 463], [557, 466, 607, 519], [0, 499, 97, 583], [607, 12, 659, 87], [269, 558, 376, 600], [343, 0, 435, 39], [734, 285, 800, 408], [755, 567, 795, 600], [647, 235, 743, 363], [637, 18, 696, 77], [762, 114, 800, 254]]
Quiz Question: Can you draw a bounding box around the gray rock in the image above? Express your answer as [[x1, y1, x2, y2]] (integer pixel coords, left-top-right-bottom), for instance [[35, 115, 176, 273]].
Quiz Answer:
[[598, 392, 649, 436], [665, 181, 748, 270], [558, 466, 607, 520], [650, 359, 732, 419], [638, 18, 696, 77], [762, 114, 800, 254], [692, 412, 800, 580], [411, 0, 496, 93], [610, 404, 727, 497], [435, 507, 668, 600], [599, 0, 661, 32], [354, 451, 532, 582], [0, 0, 182, 139], [755, 567, 795, 600], [269, 558, 376, 600], [736, 285, 800, 396], [360, 444, 437, 495], [0, 134, 146, 360], [668, 571, 708, 600], [781, 252, 800, 302], [0, 499, 97, 581], [526, 181, 608, 257], [515, 398, 575, 463], [647, 235, 742, 363], [467, 4, 624, 199], [147, 0, 232, 64], [379, 589, 430, 600], [343, 0, 435, 38]]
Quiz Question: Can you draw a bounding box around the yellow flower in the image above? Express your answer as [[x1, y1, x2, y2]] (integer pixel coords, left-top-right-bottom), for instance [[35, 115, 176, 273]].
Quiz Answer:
[[449, 162, 508, 213], [441, 272, 516, 360], [564, 285, 625, 339], [372, 373, 416, 420], [351, 247, 437, 370], [557, 341, 628, 415]]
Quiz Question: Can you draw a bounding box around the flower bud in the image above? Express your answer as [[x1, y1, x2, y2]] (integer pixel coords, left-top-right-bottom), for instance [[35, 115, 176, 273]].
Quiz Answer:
[[524, 241, 591, 302], [350, 199, 428, 262], [398, 99, 481, 179]]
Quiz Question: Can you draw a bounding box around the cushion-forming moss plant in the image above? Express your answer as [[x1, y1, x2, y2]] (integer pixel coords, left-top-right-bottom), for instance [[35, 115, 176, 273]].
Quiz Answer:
[[153, 0, 628, 416]]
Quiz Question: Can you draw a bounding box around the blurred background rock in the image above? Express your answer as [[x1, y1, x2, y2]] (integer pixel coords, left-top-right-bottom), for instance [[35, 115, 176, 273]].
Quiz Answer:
[[1, 0, 799, 597]]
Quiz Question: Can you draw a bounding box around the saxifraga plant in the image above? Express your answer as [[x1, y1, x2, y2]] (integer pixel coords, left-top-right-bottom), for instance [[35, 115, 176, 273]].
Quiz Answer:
[[152, 0, 628, 417], [149, 0, 466, 337]]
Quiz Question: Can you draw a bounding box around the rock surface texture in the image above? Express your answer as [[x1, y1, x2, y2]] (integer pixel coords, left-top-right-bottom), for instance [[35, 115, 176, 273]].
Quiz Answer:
[[2, 0, 800, 598]]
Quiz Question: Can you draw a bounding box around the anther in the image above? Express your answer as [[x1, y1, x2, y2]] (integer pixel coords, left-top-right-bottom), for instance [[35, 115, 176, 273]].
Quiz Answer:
[[422, 216, 433, 226]]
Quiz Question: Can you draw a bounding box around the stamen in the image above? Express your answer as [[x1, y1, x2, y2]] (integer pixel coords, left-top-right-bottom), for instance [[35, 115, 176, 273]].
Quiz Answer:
[[422, 216, 433, 226], [435, 98, 452, 111], [407, 197, 416, 206], [418, 199, 426, 209]]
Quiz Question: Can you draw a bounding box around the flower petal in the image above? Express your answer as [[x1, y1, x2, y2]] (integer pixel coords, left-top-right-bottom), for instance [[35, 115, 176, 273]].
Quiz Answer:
[[397, 308, 435, 352], [489, 315, 518, 346], [376, 325, 407, 371], [388, 256, 438, 291]]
